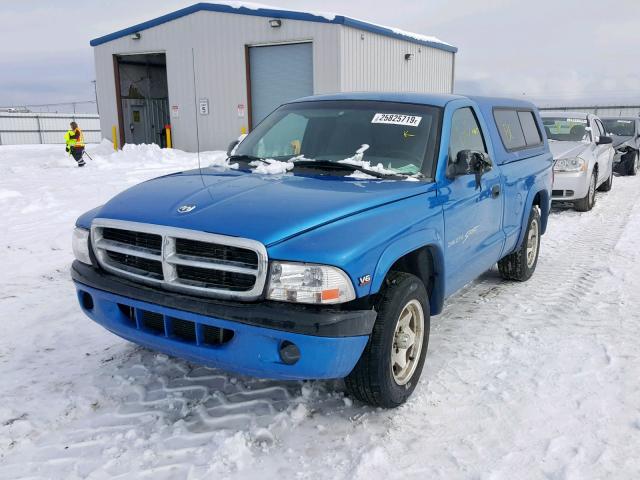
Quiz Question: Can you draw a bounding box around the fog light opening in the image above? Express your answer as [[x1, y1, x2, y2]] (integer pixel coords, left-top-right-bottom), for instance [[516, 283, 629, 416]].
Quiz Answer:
[[279, 341, 300, 365], [81, 291, 94, 311]]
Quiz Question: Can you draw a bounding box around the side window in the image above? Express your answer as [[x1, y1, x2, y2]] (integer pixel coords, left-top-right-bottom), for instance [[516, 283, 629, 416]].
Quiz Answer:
[[517, 111, 542, 146], [494, 109, 526, 150], [449, 107, 487, 163]]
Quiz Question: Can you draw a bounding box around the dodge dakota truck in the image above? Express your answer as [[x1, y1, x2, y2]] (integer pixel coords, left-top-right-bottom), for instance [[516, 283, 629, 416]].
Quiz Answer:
[[71, 93, 553, 407]]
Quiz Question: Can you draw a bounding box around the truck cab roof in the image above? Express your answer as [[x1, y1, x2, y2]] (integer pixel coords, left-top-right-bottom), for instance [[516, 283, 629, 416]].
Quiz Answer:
[[291, 92, 540, 111]]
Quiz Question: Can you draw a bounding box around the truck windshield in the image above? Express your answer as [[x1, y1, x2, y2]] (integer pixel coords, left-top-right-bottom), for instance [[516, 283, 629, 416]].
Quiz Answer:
[[542, 117, 591, 142], [602, 119, 636, 136], [234, 100, 442, 177]]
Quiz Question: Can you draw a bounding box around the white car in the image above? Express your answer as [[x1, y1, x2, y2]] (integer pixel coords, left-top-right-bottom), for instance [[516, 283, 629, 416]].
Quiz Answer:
[[541, 111, 614, 211]]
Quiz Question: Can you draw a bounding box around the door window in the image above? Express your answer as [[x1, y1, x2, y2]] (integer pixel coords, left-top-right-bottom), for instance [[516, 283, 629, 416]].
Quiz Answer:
[[449, 107, 487, 164]]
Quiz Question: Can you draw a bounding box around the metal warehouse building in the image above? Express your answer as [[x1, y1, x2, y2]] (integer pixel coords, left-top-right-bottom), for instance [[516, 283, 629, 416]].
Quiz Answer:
[[91, 2, 457, 152]]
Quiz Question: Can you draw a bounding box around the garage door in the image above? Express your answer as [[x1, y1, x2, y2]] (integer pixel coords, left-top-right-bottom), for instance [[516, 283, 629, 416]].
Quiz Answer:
[[249, 42, 313, 128]]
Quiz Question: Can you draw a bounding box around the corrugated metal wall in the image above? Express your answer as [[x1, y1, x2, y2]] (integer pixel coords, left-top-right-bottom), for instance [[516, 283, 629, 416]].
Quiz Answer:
[[93, 11, 341, 152], [0, 113, 101, 145], [93, 10, 455, 152], [539, 106, 640, 117], [339, 26, 454, 93]]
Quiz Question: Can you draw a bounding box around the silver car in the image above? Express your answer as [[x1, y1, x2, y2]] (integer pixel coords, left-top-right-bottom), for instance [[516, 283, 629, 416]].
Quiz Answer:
[[541, 111, 614, 211]]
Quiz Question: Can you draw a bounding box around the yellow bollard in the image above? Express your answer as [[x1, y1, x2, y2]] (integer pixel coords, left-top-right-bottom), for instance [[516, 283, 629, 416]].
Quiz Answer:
[[241, 126, 247, 135], [165, 126, 172, 148], [112, 126, 118, 150]]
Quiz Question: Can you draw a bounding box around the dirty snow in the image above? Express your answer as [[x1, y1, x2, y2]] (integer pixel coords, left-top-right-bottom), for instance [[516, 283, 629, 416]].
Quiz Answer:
[[1, 144, 639, 479]]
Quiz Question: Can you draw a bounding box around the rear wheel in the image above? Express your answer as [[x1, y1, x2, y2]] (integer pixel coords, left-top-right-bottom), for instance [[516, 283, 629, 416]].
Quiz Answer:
[[575, 170, 597, 212], [498, 206, 541, 282], [345, 272, 429, 408]]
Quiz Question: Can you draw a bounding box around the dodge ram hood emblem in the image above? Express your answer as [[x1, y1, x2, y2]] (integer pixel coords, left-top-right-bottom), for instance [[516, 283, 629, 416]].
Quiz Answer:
[[177, 204, 197, 213]]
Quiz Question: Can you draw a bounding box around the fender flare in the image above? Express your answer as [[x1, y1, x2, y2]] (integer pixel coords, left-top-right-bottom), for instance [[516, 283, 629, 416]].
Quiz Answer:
[[370, 229, 446, 315], [515, 186, 550, 249]]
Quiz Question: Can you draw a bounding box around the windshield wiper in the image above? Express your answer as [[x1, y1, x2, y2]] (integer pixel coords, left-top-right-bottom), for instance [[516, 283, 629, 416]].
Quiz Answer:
[[227, 154, 269, 164], [292, 159, 399, 179]]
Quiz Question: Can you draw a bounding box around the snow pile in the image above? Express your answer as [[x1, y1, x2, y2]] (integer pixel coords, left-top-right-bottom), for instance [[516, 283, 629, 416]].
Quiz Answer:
[[339, 144, 395, 175], [339, 144, 415, 179], [250, 158, 294, 175]]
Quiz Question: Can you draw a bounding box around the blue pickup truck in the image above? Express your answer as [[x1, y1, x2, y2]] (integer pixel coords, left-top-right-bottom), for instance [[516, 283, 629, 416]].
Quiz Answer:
[[71, 93, 553, 407]]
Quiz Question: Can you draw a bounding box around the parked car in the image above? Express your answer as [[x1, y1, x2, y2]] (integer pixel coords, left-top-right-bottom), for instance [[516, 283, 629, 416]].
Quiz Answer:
[[541, 111, 614, 211], [602, 116, 640, 176], [71, 93, 553, 407]]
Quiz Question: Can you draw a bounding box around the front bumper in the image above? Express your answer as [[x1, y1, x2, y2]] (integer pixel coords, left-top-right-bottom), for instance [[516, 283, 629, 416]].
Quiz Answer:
[[552, 171, 589, 201], [71, 262, 374, 380]]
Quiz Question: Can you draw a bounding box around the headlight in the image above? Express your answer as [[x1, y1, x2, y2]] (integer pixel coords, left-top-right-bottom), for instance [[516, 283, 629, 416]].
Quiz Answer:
[[72, 227, 92, 265], [267, 261, 356, 304], [554, 157, 586, 172]]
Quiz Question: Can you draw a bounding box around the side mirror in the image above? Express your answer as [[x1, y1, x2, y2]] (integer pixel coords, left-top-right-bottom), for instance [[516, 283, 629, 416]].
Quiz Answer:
[[447, 150, 491, 178], [597, 135, 612, 145], [226, 139, 240, 157]]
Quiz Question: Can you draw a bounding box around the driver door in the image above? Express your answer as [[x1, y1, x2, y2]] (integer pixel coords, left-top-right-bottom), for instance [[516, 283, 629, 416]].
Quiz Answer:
[[439, 106, 505, 294]]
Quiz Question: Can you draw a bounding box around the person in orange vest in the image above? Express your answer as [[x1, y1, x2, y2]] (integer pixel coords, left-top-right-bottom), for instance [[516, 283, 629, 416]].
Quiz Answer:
[[64, 121, 86, 167]]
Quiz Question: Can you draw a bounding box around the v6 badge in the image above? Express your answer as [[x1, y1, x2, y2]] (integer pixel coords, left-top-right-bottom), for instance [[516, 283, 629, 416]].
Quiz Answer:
[[358, 274, 372, 287]]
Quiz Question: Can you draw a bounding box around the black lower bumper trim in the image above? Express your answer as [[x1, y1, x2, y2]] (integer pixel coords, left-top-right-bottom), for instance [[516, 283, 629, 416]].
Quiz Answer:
[[71, 261, 376, 338]]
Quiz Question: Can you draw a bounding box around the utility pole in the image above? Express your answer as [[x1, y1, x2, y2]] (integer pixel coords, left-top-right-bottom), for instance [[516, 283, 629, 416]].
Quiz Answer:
[[92, 80, 99, 115]]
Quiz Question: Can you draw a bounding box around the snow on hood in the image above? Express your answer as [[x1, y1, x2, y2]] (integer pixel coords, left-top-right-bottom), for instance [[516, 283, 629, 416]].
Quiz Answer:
[[548, 140, 591, 160], [250, 158, 294, 175], [337, 144, 394, 175]]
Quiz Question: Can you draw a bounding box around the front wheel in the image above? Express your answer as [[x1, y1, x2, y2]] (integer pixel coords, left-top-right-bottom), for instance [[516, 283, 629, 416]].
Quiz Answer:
[[598, 167, 613, 192], [574, 170, 597, 212], [498, 206, 541, 281], [345, 272, 430, 408]]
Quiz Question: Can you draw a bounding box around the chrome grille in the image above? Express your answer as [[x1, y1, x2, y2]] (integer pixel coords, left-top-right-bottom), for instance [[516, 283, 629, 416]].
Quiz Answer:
[[91, 219, 268, 300]]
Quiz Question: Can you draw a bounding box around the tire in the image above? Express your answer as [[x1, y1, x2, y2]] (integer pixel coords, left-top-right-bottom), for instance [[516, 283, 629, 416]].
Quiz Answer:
[[598, 167, 613, 192], [574, 170, 597, 212], [345, 272, 430, 408], [498, 206, 541, 282], [627, 150, 638, 176]]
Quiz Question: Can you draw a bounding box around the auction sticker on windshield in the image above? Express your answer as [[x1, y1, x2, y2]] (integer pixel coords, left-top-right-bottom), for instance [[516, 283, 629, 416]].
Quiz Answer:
[[371, 113, 422, 126]]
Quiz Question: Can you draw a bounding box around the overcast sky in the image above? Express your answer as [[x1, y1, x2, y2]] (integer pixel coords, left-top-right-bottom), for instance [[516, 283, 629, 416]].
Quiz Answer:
[[2, 0, 639, 111]]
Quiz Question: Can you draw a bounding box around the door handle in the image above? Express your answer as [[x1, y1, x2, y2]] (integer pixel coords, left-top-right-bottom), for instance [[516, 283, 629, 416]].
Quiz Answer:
[[491, 184, 501, 198]]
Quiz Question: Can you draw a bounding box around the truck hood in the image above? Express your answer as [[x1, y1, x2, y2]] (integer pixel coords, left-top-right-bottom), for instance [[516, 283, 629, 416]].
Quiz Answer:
[[95, 169, 433, 246], [548, 140, 590, 159]]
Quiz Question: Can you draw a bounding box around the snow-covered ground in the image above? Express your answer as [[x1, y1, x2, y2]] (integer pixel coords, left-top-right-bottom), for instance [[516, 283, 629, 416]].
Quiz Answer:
[[0, 143, 639, 479]]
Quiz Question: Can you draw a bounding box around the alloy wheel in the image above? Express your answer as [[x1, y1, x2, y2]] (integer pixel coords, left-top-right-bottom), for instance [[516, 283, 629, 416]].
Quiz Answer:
[[526, 217, 539, 268], [391, 299, 425, 385]]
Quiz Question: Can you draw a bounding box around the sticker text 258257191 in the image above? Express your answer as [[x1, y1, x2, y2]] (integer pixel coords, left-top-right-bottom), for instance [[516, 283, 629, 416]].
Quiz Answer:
[[371, 113, 422, 126]]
